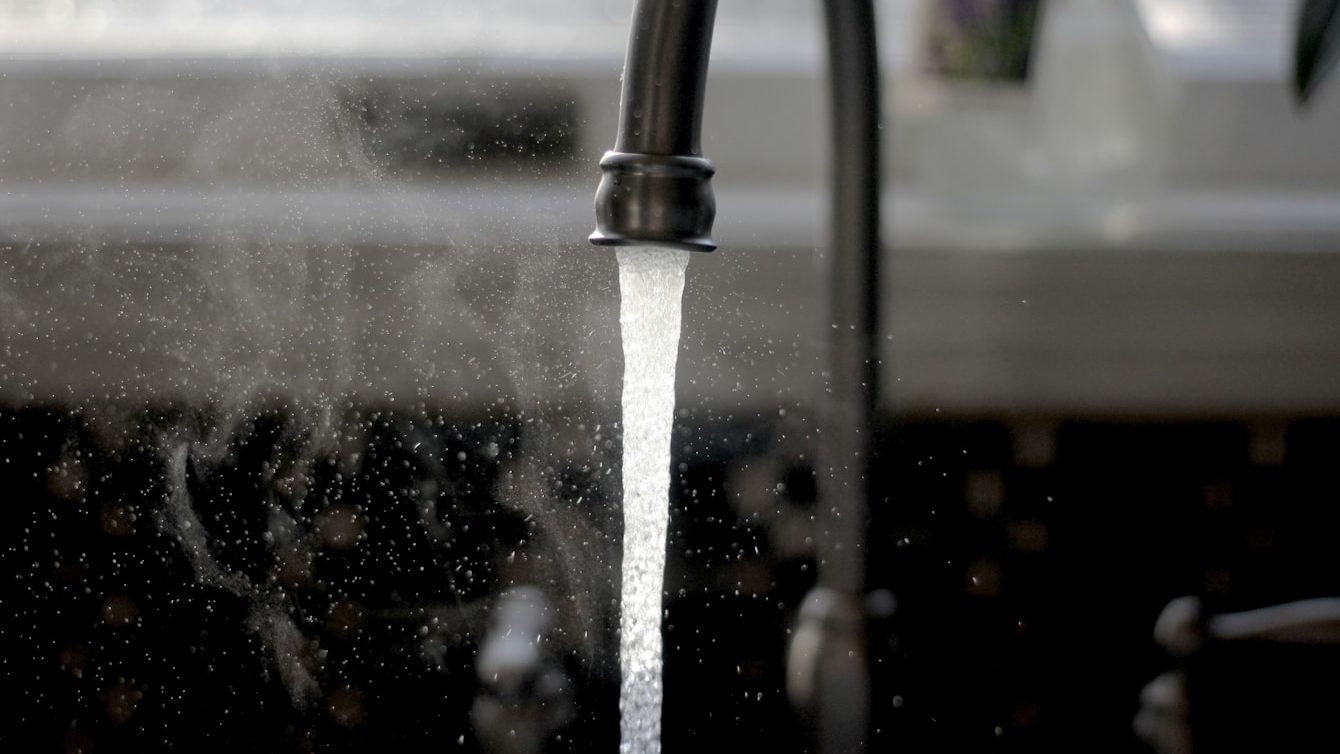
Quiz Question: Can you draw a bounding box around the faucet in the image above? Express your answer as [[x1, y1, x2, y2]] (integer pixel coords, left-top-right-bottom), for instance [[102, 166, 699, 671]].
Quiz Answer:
[[591, 1, 883, 751]]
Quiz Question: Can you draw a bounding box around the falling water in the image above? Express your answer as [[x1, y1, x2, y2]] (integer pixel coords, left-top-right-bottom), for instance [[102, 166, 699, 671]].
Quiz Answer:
[[615, 247, 691, 754]]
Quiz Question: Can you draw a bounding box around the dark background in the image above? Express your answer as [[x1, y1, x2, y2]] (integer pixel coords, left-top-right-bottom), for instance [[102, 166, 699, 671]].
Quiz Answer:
[[4, 403, 1336, 753]]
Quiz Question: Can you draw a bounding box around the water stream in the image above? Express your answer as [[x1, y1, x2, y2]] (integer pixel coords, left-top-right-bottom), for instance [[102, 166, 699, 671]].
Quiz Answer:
[[615, 247, 691, 754]]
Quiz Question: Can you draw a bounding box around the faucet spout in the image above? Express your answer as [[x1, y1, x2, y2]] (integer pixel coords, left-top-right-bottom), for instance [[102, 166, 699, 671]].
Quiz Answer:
[[590, 0, 719, 252], [592, 1, 884, 750]]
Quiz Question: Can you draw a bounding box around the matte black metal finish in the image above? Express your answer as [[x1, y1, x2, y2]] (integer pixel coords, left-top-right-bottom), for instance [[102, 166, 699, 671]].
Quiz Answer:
[[793, 4, 882, 750], [591, 0, 719, 252], [590, 151, 716, 252], [816, 0, 881, 599]]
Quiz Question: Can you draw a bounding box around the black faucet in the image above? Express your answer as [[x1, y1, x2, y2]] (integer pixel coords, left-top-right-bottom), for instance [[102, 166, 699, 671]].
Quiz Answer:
[[591, 1, 883, 751], [589, 0, 719, 252]]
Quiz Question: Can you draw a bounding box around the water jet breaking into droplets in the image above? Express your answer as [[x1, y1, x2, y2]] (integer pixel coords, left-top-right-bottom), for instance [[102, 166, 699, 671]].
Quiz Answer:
[[615, 247, 690, 754]]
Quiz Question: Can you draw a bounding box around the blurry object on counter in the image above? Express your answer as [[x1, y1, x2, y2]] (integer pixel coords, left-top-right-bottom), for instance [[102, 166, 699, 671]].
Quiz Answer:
[[923, 0, 1043, 81]]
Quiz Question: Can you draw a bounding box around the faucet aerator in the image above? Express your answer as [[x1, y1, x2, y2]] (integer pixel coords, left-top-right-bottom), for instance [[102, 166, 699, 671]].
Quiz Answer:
[[591, 150, 716, 252]]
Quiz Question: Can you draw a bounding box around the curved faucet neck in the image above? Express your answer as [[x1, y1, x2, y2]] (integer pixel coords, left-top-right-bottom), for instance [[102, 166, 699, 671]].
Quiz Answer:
[[614, 0, 718, 157]]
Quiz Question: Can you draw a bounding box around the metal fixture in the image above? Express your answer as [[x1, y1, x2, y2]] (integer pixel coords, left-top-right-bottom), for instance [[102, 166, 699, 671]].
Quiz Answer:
[[589, 0, 720, 252], [591, 1, 883, 750], [1137, 596, 1340, 754], [472, 587, 575, 754]]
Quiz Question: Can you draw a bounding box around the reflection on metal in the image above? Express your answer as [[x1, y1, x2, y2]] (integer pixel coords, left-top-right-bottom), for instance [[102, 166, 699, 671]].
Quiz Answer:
[[472, 587, 574, 754], [786, 587, 870, 753], [1138, 596, 1340, 754]]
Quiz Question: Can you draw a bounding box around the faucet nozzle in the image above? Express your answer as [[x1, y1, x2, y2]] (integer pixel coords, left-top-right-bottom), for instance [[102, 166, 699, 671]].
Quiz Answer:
[[591, 0, 719, 253], [590, 151, 716, 252]]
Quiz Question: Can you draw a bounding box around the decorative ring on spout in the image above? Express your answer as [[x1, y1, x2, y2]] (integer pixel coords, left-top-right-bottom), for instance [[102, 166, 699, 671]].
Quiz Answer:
[[590, 151, 716, 253]]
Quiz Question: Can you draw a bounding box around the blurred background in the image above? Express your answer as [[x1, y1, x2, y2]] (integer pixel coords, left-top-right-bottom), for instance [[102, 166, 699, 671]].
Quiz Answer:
[[2, 0, 1339, 752]]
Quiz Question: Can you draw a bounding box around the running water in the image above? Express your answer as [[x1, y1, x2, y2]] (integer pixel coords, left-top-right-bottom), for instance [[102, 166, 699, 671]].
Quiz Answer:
[[615, 247, 691, 754]]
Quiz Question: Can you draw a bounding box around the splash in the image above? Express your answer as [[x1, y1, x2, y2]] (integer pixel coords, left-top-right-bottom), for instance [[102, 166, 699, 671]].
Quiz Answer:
[[615, 247, 691, 754]]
